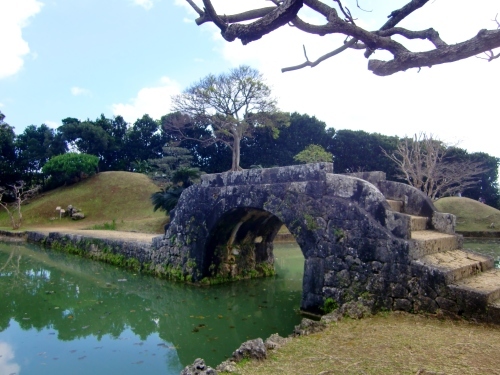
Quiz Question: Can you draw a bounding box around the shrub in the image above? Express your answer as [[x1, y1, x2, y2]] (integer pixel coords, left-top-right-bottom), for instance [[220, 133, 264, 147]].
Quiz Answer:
[[43, 153, 99, 189], [294, 144, 333, 164]]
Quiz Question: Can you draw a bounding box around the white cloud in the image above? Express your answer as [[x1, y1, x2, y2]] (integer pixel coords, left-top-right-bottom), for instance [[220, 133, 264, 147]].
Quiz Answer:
[[111, 76, 181, 123], [133, 0, 154, 10], [0, 0, 43, 79], [71, 86, 91, 96], [0, 342, 20, 375], [44, 120, 59, 129], [173, 0, 198, 16], [200, 1, 500, 158]]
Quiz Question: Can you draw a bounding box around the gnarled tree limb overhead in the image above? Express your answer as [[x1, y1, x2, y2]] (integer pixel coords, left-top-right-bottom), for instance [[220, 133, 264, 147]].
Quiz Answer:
[[184, 0, 500, 76]]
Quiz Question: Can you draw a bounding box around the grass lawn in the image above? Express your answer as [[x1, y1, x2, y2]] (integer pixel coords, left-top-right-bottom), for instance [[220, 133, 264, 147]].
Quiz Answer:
[[435, 197, 500, 232], [0, 171, 168, 233], [234, 312, 500, 375]]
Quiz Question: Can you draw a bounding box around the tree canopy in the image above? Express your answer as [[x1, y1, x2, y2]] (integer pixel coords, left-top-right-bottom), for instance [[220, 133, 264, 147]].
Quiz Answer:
[[184, 0, 500, 75], [331, 130, 399, 179], [0, 111, 18, 185], [165, 65, 281, 171], [15, 124, 67, 186]]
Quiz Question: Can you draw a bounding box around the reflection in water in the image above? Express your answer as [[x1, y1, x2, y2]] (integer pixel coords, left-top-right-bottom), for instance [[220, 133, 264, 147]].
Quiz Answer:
[[0, 341, 20, 375], [0, 241, 304, 374]]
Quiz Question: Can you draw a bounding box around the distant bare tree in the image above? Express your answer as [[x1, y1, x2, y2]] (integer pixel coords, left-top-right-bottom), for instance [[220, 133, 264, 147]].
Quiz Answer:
[[183, 0, 500, 76], [0, 181, 40, 229], [382, 133, 490, 200]]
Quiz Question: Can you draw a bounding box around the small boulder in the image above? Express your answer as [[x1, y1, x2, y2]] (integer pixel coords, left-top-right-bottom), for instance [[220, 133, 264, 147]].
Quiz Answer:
[[180, 358, 217, 375], [341, 300, 372, 319], [292, 318, 326, 336], [264, 333, 291, 350], [231, 338, 267, 362], [71, 212, 85, 220], [215, 360, 237, 373], [321, 310, 343, 323]]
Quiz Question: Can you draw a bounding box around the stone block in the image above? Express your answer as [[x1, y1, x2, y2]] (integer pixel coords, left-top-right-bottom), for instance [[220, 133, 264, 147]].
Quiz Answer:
[[393, 298, 412, 312]]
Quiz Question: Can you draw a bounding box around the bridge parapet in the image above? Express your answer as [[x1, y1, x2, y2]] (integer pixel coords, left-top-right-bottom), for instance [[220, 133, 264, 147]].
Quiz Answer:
[[346, 171, 456, 234], [201, 162, 333, 187]]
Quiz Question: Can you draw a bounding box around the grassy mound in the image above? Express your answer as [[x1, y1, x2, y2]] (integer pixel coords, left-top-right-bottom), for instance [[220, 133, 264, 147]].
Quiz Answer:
[[0, 171, 168, 233], [434, 197, 500, 232]]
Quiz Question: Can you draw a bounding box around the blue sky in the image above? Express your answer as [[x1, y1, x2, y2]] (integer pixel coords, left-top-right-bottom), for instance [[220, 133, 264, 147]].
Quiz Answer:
[[1, 0, 499, 159]]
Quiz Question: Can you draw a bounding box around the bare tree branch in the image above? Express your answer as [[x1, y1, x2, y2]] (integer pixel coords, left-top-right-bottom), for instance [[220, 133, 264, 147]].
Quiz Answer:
[[376, 27, 447, 48], [184, 0, 500, 76], [186, 0, 203, 17], [202, 0, 304, 44], [355, 0, 371, 13], [195, 7, 276, 26], [282, 38, 357, 72], [379, 0, 430, 31], [477, 49, 500, 61], [368, 29, 500, 76], [0, 181, 40, 229], [382, 133, 491, 200]]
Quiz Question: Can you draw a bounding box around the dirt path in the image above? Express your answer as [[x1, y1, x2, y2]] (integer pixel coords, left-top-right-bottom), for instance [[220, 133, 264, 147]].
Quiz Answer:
[[25, 227, 161, 243]]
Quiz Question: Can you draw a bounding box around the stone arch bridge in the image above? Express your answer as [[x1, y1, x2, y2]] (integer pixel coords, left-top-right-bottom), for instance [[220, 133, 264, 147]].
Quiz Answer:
[[153, 163, 500, 322]]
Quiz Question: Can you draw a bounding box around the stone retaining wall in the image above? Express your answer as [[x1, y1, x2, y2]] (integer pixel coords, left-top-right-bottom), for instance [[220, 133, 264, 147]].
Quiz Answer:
[[25, 231, 159, 274]]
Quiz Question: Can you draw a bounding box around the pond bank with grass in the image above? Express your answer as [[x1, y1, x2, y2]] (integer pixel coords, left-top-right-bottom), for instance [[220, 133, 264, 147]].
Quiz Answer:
[[224, 311, 500, 375]]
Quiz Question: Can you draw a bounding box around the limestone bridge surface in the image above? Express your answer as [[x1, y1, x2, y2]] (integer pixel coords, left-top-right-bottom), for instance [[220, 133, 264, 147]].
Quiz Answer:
[[151, 163, 500, 322]]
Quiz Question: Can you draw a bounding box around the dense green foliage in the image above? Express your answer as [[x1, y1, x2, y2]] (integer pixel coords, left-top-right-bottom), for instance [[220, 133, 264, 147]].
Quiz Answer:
[[42, 153, 99, 188], [240, 112, 332, 168], [59, 114, 167, 172], [0, 111, 18, 185], [151, 187, 184, 214], [458, 151, 500, 208], [15, 124, 67, 186], [330, 130, 399, 179], [294, 144, 333, 163], [2, 105, 498, 208], [150, 168, 201, 214]]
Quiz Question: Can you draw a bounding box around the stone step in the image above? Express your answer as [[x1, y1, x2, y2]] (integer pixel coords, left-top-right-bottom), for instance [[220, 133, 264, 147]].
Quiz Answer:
[[487, 299, 500, 322], [410, 230, 462, 259], [410, 215, 428, 231], [387, 199, 403, 213], [414, 250, 494, 283], [448, 269, 500, 305]]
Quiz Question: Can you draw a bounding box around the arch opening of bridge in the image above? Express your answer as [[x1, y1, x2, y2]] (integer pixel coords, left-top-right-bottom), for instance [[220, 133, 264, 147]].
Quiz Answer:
[[203, 207, 306, 281]]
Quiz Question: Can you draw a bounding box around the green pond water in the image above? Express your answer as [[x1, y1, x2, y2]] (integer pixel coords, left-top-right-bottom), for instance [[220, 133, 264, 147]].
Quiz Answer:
[[1, 238, 498, 375], [463, 238, 500, 268], [0, 241, 305, 375]]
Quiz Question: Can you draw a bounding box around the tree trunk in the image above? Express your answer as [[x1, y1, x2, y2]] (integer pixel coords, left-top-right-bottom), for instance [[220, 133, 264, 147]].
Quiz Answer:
[[16, 197, 22, 229], [231, 132, 242, 171]]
